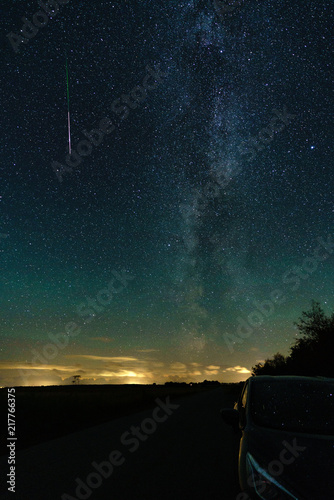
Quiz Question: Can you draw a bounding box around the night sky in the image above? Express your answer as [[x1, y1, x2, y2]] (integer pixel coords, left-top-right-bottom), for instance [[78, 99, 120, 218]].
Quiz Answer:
[[1, 0, 333, 386]]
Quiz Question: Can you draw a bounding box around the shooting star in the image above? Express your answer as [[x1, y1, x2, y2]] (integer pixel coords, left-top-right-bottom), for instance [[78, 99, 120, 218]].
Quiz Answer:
[[65, 53, 71, 155]]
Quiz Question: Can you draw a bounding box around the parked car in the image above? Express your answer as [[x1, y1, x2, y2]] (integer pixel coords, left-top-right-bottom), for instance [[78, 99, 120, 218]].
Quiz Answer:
[[221, 375, 334, 499]]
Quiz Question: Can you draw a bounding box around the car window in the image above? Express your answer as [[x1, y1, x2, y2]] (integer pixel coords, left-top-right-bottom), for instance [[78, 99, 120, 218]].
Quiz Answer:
[[241, 383, 248, 408], [250, 379, 334, 434]]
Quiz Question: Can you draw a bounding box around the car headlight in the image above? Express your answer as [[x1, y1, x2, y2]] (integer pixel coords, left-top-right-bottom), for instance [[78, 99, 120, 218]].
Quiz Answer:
[[246, 453, 298, 500]]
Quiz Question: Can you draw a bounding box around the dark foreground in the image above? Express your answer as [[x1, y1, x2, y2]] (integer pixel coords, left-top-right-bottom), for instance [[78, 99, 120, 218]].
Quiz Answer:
[[0, 386, 241, 500], [0, 383, 241, 451]]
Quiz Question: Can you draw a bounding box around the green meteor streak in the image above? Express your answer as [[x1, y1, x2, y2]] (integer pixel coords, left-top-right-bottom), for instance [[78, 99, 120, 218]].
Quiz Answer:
[[65, 53, 70, 111]]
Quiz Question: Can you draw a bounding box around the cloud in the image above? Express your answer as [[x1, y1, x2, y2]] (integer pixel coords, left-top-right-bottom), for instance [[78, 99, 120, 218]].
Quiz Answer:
[[98, 370, 145, 378], [0, 361, 81, 372], [65, 355, 139, 362], [170, 362, 187, 371], [223, 365, 251, 374], [0, 355, 250, 387]]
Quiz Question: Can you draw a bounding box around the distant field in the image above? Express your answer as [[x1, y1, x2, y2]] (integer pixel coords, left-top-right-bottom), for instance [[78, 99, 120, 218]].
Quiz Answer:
[[0, 383, 242, 452]]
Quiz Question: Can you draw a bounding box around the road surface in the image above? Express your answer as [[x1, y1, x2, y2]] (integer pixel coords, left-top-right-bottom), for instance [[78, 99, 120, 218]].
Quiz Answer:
[[0, 387, 241, 500]]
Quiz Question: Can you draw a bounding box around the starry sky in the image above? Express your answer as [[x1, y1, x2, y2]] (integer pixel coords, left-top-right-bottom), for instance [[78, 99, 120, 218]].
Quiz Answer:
[[1, 0, 333, 386]]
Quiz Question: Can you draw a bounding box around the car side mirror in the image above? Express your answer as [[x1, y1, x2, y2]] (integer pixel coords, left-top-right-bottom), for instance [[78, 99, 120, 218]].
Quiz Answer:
[[220, 408, 239, 432]]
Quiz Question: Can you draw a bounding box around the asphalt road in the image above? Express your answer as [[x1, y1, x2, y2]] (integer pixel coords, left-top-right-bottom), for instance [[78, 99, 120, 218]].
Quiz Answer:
[[0, 387, 241, 500]]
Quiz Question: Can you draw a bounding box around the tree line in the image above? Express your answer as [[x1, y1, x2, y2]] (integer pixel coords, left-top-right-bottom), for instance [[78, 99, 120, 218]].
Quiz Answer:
[[252, 301, 334, 377]]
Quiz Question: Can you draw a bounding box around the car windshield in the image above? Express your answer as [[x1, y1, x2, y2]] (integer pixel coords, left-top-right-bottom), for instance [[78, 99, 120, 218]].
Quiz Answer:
[[250, 379, 334, 434]]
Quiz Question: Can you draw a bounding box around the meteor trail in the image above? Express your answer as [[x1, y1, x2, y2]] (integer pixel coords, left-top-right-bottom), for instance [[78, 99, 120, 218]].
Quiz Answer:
[[65, 53, 71, 155]]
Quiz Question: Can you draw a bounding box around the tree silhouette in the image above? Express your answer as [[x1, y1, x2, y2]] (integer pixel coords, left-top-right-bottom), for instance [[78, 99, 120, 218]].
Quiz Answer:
[[252, 353, 288, 376], [288, 301, 334, 377], [72, 375, 81, 385], [252, 301, 334, 377]]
